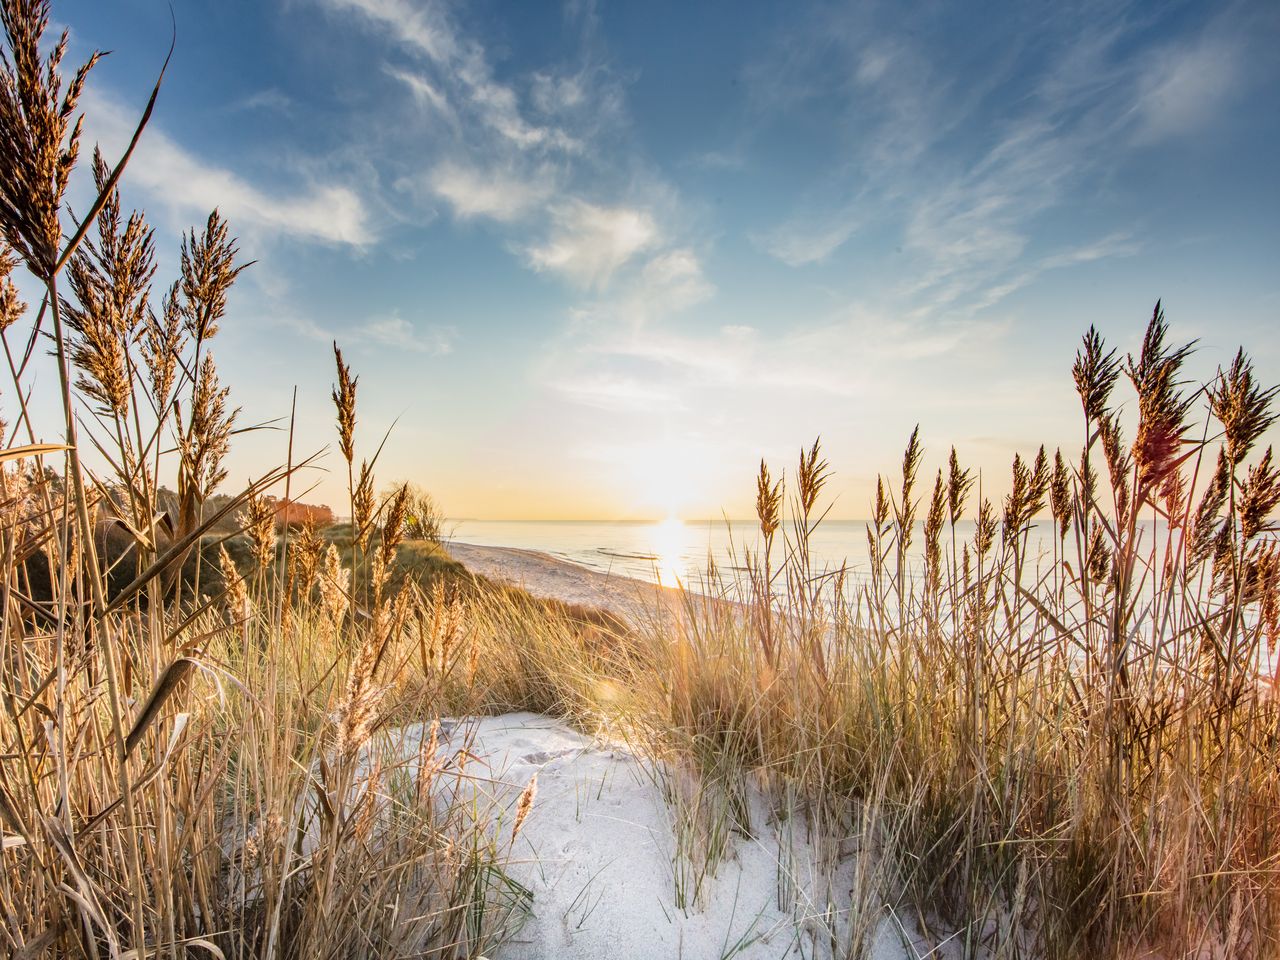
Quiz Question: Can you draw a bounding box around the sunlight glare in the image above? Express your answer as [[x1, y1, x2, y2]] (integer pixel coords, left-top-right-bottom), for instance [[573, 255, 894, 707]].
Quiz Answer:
[[649, 515, 689, 586]]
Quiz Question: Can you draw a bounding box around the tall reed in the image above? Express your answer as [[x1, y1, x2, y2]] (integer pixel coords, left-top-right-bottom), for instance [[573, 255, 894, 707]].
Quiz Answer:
[[0, 4, 522, 956]]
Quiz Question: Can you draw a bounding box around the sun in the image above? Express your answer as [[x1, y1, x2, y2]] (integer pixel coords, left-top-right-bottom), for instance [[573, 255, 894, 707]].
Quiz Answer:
[[614, 436, 717, 521]]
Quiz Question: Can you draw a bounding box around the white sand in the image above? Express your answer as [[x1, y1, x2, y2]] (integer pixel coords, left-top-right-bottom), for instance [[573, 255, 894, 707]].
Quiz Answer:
[[427, 544, 926, 958], [379, 713, 920, 960]]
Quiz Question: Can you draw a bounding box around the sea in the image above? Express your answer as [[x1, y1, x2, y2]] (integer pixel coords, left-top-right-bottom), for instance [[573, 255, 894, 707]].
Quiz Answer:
[[446, 518, 956, 592]]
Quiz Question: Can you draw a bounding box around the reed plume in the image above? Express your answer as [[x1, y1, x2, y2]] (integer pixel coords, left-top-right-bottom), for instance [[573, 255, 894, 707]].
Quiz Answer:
[[1125, 301, 1196, 495], [1212, 347, 1279, 466], [177, 209, 248, 344], [1050, 448, 1071, 540], [512, 773, 538, 841], [332, 342, 358, 466], [946, 446, 973, 527], [244, 493, 277, 570], [0, 0, 98, 278], [1073, 325, 1120, 423], [62, 148, 155, 417], [755, 458, 781, 541]]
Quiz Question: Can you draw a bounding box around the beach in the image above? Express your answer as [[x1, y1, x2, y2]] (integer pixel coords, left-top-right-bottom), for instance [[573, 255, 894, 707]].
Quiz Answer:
[[446, 539, 692, 622]]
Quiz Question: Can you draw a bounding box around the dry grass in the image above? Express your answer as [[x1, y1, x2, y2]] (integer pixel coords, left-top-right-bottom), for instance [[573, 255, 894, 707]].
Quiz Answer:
[[2, 2, 1278, 959], [0, 5, 531, 956], [421, 306, 1280, 959], [489, 303, 1280, 958]]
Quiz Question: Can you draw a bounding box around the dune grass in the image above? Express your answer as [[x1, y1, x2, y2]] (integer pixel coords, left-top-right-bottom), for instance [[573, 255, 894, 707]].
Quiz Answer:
[[469, 308, 1280, 958], [1, 2, 1278, 958]]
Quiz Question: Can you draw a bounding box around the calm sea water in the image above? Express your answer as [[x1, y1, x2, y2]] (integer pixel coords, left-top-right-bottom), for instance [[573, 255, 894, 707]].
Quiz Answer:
[[448, 518, 960, 591]]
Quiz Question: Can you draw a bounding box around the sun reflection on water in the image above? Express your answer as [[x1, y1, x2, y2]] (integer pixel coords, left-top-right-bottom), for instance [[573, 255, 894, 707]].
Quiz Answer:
[[648, 515, 689, 586]]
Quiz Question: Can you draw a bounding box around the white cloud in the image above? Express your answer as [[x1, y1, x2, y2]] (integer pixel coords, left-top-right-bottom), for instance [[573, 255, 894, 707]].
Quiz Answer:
[[320, 0, 457, 64], [86, 90, 373, 247], [555, 374, 682, 412], [275, 308, 455, 355], [424, 162, 553, 222], [749, 6, 1243, 317], [386, 65, 452, 116], [758, 215, 861, 267], [531, 71, 588, 114], [358, 315, 456, 354], [525, 201, 658, 288], [315, 0, 577, 155], [230, 89, 292, 114]]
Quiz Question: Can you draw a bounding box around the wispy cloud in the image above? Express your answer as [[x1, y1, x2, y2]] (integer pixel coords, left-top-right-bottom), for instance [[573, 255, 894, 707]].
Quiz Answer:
[[315, 0, 671, 292], [419, 161, 554, 222], [274, 308, 456, 355], [359, 315, 457, 354], [525, 202, 659, 288], [750, 3, 1250, 317], [228, 88, 293, 114], [316, 0, 580, 154], [85, 90, 374, 247], [1133, 34, 1240, 143], [758, 216, 862, 267]]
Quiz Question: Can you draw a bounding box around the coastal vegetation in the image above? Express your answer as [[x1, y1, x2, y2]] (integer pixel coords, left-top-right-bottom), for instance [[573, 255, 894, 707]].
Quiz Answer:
[[0, 2, 1277, 958]]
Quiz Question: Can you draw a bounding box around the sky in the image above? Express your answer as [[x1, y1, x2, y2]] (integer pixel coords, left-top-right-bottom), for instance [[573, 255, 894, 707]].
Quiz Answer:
[[26, 0, 1280, 520]]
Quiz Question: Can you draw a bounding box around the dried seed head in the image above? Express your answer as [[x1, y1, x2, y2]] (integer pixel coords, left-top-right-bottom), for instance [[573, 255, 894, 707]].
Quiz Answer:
[[896, 426, 922, 551], [1080, 446, 1098, 508], [331, 342, 357, 465], [1100, 414, 1130, 518], [140, 281, 184, 413], [946, 447, 973, 527], [1253, 545, 1279, 657], [976, 498, 997, 559], [0, 243, 24, 331], [1190, 450, 1230, 567], [290, 517, 325, 594], [179, 352, 237, 497], [924, 469, 945, 596], [512, 772, 538, 840], [178, 209, 248, 344], [61, 149, 155, 417], [1125, 302, 1196, 494], [1002, 446, 1049, 548], [1086, 520, 1111, 583], [1240, 447, 1280, 542], [317, 543, 350, 624], [797, 437, 829, 517], [1050, 449, 1072, 540], [335, 628, 383, 756], [1159, 468, 1187, 531], [0, 1, 100, 278], [1211, 348, 1279, 466], [218, 543, 249, 623], [243, 493, 277, 570], [353, 460, 375, 551], [871, 476, 889, 532], [380, 483, 409, 566], [755, 459, 782, 541], [1073, 326, 1120, 423]]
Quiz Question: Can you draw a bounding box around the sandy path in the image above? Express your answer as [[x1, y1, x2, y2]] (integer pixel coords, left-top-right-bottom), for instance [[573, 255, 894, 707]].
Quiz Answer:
[[434, 544, 923, 958], [369, 712, 917, 960]]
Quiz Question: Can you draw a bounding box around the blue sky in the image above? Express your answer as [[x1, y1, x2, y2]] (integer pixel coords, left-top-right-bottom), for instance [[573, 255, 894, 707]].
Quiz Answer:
[[43, 0, 1280, 519]]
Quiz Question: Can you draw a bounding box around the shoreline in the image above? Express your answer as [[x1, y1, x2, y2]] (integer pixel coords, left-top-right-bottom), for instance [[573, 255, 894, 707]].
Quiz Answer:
[[445, 540, 691, 622]]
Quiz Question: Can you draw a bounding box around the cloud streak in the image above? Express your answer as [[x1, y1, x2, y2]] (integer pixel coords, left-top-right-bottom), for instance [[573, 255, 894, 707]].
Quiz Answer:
[[751, 3, 1250, 318], [85, 90, 374, 248]]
